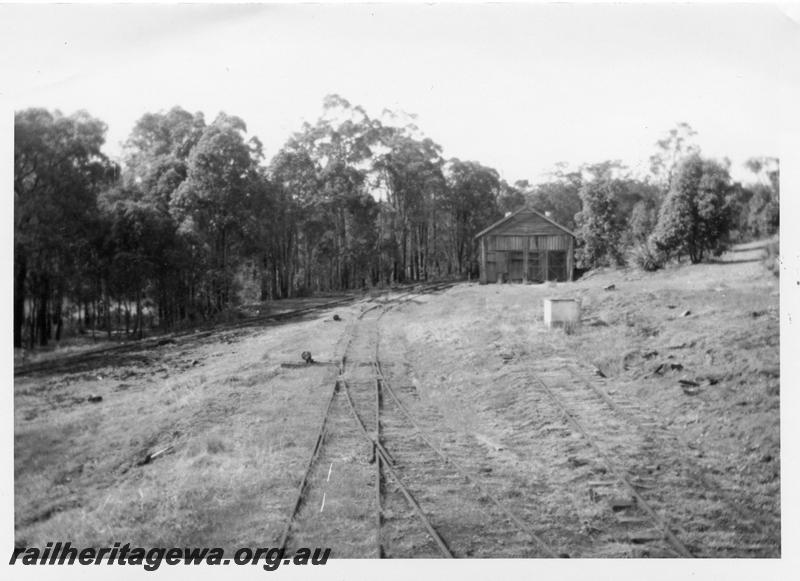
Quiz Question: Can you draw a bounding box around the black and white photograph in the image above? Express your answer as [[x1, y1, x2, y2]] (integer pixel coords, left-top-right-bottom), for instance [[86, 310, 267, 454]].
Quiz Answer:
[[3, 1, 797, 578]]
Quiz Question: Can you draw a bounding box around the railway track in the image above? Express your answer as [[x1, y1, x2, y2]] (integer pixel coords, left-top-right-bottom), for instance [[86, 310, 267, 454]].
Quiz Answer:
[[512, 359, 779, 557], [279, 281, 565, 558], [563, 363, 780, 557], [14, 295, 358, 377], [277, 282, 468, 557], [354, 368, 560, 557], [276, 280, 778, 558]]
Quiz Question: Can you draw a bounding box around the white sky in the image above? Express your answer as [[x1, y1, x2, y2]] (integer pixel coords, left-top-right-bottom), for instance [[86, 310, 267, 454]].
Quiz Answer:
[[2, 2, 798, 185]]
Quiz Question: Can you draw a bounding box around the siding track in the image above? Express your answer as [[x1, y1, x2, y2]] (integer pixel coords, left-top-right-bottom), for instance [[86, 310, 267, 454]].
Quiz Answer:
[[513, 359, 778, 557], [277, 283, 777, 558]]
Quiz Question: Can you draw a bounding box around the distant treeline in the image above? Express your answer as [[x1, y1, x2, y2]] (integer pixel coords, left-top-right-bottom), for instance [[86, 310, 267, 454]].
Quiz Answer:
[[14, 99, 778, 348]]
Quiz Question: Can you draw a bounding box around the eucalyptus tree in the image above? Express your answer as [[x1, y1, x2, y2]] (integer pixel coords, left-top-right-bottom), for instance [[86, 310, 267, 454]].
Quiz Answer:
[[267, 149, 320, 296], [651, 154, 732, 263], [441, 159, 502, 276], [526, 180, 582, 231], [102, 197, 177, 337], [497, 180, 526, 215], [574, 177, 627, 268], [270, 94, 382, 291], [169, 113, 265, 312], [373, 130, 446, 282], [123, 107, 206, 212], [14, 108, 113, 347], [115, 107, 209, 324], [649, 122, 700, 194]]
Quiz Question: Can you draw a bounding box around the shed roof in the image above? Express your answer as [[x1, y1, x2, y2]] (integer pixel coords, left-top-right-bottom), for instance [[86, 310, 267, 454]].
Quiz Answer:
[[474, 206, 576, 239]]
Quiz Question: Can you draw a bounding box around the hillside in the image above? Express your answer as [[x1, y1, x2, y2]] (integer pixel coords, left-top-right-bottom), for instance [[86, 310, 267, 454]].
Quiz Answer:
[[14, 244, 780, 558]]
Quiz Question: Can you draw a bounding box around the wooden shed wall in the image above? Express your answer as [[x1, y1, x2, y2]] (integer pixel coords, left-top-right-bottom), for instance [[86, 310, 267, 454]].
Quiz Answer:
[[477, 210, 574, 284], [488, 235, 570, 251], [489, 211, 570, 237]]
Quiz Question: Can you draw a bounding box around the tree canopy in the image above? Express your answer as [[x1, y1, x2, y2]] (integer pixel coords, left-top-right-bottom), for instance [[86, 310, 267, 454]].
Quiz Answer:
[[13, 104, 778, 349], [14, 109, 114, 347], [651, 154, 733, 263]]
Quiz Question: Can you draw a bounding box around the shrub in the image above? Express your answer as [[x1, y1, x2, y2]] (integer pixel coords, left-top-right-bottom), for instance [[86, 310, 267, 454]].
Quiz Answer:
[[629, 240, 665, 272]]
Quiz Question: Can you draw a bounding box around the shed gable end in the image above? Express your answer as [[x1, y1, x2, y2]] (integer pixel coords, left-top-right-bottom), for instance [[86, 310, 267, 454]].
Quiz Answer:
[[490, 210, 570, 237]]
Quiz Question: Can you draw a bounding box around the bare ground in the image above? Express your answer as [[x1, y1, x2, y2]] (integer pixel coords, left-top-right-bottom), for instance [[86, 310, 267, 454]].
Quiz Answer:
[[386, 245, 779, 557], [14, 246, 780, 558]]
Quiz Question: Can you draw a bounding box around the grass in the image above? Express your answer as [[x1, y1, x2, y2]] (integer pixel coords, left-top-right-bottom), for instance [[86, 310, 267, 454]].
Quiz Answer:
[[14, 308, 352, 550], [14, 243, 780, 557], [386, 241, 780, 556]]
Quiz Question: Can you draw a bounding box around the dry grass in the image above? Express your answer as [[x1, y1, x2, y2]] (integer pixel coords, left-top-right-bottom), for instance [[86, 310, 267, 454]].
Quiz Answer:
[[14, 305, 356, 550], [15, 250, 780, 557], [386, 243, 780, 555]]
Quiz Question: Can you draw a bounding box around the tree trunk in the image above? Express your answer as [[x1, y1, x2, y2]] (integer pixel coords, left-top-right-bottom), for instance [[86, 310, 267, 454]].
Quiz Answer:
[[14, 250, 26, 348], [54, 290, 63, 342], [271, 262, 278, 300], [105, 285, 111, 340], [401, 228, 408, 283], [260, 255, 269, 302], [136, 288, 143, 340], [37, 276, 49, 347], [28, 297, 36, 348]]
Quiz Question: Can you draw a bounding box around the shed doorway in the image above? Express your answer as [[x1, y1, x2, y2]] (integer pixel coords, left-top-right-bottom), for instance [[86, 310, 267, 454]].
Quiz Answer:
[[527, 252, 543, 282], [547, 250, 567, 282], [508, 251, 524, 282]]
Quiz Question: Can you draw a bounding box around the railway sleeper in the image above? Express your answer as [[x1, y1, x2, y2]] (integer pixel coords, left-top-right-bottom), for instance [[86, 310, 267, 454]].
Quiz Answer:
[[609, 497, 637, 512], [627, 529, 666, 544], [615, 516, 651, 527]]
